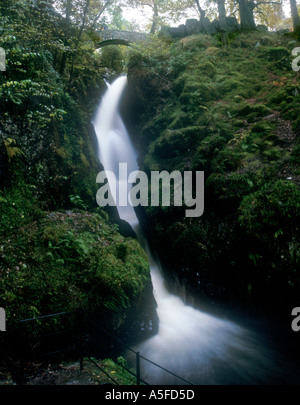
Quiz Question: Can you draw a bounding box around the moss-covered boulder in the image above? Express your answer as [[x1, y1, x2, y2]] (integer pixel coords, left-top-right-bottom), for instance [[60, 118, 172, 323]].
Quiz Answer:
[[0, 191, 157, 337]]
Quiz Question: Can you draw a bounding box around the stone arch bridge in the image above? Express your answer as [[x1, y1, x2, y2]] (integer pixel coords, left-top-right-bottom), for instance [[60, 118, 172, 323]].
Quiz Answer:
[[97, 29, 148, 48]]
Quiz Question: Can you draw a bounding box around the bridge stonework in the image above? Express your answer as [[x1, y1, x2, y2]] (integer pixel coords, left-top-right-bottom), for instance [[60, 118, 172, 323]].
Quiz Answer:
[[98, 29, 148, 46]]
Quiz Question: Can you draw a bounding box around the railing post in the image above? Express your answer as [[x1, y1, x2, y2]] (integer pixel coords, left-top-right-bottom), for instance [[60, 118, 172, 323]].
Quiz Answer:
[[78, 310, 84, 372], [136, 351, 140, 385], [79, 335, 84, 372]]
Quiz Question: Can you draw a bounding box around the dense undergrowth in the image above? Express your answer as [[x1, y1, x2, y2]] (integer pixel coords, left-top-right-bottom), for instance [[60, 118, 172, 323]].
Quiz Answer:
[[126, 30, 300, 314], [0, 194, 150, 327]]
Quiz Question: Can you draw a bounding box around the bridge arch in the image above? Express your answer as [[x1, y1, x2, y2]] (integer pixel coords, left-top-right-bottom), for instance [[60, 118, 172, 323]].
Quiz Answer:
[[96, 29, 148, 49], [97, 39, 131, 48]]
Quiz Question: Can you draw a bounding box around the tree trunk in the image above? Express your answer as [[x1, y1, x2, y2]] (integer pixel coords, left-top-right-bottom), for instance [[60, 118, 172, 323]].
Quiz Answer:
[[195, 0, 205, 21], [68, 0, 91, 88], [90, 0, 113, 30], [195, 0, 211, 32], [59, 0, 72, 75], [217, 0, 227, 31], [289, 0, 300, 32], [238, 0, 256, 30], [150, 1, 159, 34]]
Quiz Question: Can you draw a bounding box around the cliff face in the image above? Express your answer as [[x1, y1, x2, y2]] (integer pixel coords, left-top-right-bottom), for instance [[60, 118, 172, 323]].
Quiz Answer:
[[124, 31, 300, 315]]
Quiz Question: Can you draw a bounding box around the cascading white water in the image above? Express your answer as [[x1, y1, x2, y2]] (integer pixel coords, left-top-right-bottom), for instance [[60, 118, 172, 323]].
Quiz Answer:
[[92, 76, 140, 228], [92, 76, 300, 385]]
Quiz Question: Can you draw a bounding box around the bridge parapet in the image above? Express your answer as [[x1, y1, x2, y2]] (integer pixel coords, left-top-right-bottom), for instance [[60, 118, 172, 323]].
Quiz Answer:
[[99, 29, 148, 44]]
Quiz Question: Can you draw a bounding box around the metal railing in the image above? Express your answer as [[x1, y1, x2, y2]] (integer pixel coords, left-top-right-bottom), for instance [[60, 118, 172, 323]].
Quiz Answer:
[[12, 311, 195, 386], [84, 316, 195, 385]]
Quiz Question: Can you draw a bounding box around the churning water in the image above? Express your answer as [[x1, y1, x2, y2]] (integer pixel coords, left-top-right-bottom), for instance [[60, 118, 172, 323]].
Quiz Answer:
[[92, 76, 300, 385]]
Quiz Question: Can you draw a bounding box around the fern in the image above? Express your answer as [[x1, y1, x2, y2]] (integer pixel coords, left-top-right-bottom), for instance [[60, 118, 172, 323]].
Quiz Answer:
[[3, 138, 25, 162]]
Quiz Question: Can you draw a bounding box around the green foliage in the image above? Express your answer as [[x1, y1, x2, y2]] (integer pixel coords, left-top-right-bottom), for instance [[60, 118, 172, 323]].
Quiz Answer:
[[128, 35, 171, 75], [206, 172, 255, 204], [0, 210, 150, 333], [69, 194, 88, 210], [238, 180, 300, 239], [128, 30, 300, 309], [0, 186, 44, 236], [100, 46, 125, 72], [90, 357, 136, 385], [3, 138, 25, 162], [0, 0, 115, 211]]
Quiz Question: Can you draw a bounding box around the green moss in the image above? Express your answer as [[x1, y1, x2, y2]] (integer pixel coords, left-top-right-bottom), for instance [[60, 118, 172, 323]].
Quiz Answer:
[[153, 126, 205, 158], [180, 82, 218, 106], [219, 78, 243, 94], [210, 147, 244, 172], [197, 60, 217, 78], [237, 103, 272, 120], [0, 186, 44, 236], [238, 180, 300, 238], [91, 357, 136, 385], [264, 47, 290, 61], [206, 172, 255, 203], [127, 31, 300, 308], [0, 207, 150, 332], [179, 34, 211, 51], [251, 121, 273, 133], [262, 146, 283, 162]]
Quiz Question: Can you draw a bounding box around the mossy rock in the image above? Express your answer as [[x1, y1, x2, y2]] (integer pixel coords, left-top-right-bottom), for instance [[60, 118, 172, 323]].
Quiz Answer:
[[197, 60, 217, 78], [179, 34, 210, 50], [205, 47, 221, 56], [262, 146, 282, 162], [180, 82, 219, 105], [234, 119, 246, 128], [206, 172, 255, 204], [172, 76, 186, 96], [269, 88, 288, 105], [219, 78, 243, 94], [264, 47, 290, 61], [153, 126, 204, 158], [251, 121, 273, 134], [238, 179, 300, 237], [237, 103, 272, 121], [258, 36, 277, 46], [0, 208, 153, 333]]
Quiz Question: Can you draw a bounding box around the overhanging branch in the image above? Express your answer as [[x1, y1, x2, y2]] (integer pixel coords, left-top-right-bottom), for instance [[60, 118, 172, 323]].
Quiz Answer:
[[253, 1, 282, 8]]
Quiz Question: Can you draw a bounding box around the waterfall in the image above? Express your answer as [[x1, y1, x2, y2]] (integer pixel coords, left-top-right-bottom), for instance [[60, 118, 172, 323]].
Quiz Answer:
[[92, 76, 300, 385]]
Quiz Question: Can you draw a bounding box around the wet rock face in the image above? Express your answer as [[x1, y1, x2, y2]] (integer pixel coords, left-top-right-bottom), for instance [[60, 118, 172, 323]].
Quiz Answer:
[[121, 278, 159, 344]]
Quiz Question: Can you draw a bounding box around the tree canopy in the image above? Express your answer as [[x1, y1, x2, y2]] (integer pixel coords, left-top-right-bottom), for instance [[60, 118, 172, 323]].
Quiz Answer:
[[122, 0, 299, 33]]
